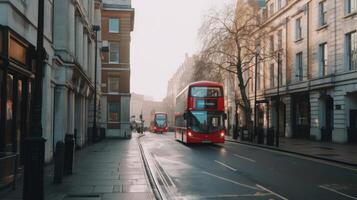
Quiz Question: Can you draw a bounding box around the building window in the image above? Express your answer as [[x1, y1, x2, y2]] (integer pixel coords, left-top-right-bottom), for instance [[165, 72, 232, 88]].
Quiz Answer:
[[257, 63, 261, 90], [345, 0, 357, 14], [109, 18, 119, 33], [270, 63, 275, 87], [278, 0, 282, 10], [270, 35, 274, 54], [269, 3, 275, 16], [296, 52, 303, 81], [346, 31, 357, 70], [108, 102, 120, 122], [295, 18, 302, 40], [278, 56, 283, 86], [109, 43, 119, 63], [319, 43, 328, 76], [108, 77, 120, 93], [277, 30, 283, 50], [319, 1, 327, 26]]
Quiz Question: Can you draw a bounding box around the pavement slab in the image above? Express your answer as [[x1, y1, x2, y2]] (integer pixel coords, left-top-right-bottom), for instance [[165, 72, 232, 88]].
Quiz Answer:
[[0, 133, 154, 200]]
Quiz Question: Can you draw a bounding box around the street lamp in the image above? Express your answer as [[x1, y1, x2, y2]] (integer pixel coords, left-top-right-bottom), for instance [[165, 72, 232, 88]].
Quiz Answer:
[[92, 25, 100, 142], [276, 51, 281, 147], [23, 0, 46, 199], [253, 43, 260, 143]]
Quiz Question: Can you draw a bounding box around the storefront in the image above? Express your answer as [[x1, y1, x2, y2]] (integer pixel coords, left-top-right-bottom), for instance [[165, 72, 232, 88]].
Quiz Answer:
[[0, 26, 35, 185]]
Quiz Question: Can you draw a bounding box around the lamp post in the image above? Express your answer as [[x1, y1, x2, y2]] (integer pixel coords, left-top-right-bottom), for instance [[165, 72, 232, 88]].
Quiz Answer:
[[276, 51, 281, 147], [253, 52, 258, 143], [23, 0, 46, 199], [92, 25, 100, 142], [253, 43, 260, 143]]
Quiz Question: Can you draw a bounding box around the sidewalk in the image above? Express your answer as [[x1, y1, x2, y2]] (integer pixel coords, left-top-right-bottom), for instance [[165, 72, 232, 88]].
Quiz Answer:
[[1, 133, 154, 200], [226, 135, 357, 166]]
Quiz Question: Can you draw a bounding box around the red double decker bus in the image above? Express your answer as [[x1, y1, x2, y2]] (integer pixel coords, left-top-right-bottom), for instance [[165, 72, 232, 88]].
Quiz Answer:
[[150, 112, 169, 133], [175, 81, 226, 143]]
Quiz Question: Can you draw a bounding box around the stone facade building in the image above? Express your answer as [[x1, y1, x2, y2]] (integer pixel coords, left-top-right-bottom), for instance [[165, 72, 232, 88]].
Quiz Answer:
[[0, 0, 102, 185], [242, 0, 357, 143], [100, 0, 134, 138], [53, 0, 102, 150]]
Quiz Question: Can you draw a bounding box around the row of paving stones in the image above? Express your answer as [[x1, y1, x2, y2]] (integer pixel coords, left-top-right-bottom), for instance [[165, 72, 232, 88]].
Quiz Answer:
[[1, 134, 154, 200]]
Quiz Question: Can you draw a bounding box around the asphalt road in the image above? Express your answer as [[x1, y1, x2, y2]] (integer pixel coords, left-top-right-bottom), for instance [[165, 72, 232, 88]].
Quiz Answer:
[[139, 132, 357, 200]]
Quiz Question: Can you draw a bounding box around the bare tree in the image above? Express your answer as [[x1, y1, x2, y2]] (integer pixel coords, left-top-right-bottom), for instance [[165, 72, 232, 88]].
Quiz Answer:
[[199, 0, 272, 131], [191, 54, 224, 83]]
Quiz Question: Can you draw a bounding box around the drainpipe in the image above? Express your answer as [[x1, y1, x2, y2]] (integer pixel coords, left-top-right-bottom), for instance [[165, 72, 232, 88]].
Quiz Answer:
[[306, 2, 310, 80]]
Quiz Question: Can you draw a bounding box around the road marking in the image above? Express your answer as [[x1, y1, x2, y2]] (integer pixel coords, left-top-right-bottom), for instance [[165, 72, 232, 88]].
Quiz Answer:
[[199, 193, 272, 198], [256, 184, 288, 200], [225, 142, 357, 173], [202, 171, 260, 190], [319, 185, 357, 200], [233, 154, 256, 163], [214, 160, 237, 171]]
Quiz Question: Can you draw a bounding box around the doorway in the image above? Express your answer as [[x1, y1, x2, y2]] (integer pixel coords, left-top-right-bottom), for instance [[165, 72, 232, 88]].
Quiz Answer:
[[349, 110, 357, 143]]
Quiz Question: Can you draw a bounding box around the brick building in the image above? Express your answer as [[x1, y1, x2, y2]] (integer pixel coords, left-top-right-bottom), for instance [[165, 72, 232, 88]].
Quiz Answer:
[[100, 0, 134, 138]]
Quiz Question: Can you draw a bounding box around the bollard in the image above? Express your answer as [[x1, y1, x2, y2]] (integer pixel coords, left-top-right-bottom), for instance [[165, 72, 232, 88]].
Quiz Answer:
[[257, 128, 264, 144], [266, 128, 275, 146], [64, 134, 75, 175], [54, 141, 65, 184]]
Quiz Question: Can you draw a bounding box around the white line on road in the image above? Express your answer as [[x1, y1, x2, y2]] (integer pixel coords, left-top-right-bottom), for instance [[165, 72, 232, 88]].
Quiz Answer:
[[256, 184, 288, 200], [319, 185, 357, 200], [226, 142, 357, 173], [214, 160, 237, 171], [202, 171, 260, 190], [233, 154, 256, 163]]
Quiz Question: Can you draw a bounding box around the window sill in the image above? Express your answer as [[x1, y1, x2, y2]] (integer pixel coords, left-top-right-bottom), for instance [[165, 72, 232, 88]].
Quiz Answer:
[[109, 31, 119, 33], [344, 11, 357, 19], [294, 38, 304, 43], [108, 62, 120, 64], [316, 24, 328, 31]]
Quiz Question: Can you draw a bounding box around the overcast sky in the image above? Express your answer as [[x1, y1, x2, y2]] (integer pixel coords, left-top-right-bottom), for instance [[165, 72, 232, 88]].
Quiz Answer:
[[131, 0, 234, 101]]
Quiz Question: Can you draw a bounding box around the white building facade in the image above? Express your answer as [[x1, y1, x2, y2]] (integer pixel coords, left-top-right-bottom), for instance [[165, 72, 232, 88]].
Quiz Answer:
[[243, 0, 357, 143]]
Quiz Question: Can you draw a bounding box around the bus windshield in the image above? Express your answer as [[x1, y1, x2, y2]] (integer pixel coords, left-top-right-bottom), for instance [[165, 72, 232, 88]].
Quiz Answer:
[[155, 114, 167, 127], [189, 111, 224, 133], [190, 86, 222, 98]]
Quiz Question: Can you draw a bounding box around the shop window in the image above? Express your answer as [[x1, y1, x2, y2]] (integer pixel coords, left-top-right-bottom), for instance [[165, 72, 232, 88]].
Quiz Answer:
[[5, 74, 14, 152], [108, 102, 120, 122], [296, 101, 309, 126]]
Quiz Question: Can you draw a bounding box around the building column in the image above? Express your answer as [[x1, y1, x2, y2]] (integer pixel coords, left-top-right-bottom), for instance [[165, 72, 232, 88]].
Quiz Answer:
[[74, 94, 82, 147], [283, 96, 293, 138], [68, 91, 75, 135], [332, 87, 347, 143], [310, 91, 320, 140], [54, 86, 69, 144]]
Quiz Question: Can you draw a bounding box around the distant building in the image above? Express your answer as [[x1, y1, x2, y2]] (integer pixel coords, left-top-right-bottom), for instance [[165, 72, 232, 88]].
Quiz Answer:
[[130, 93, 165, 127], [100, 0, 134, 138], [164, 54, 196, 129]]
